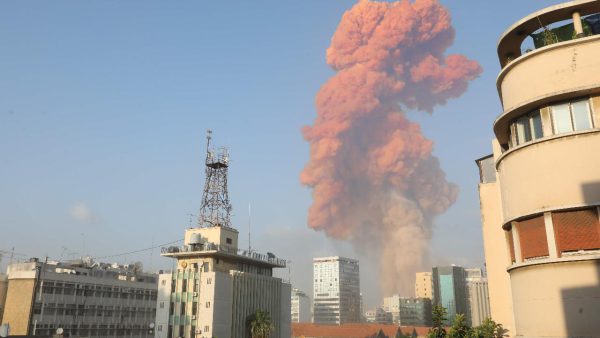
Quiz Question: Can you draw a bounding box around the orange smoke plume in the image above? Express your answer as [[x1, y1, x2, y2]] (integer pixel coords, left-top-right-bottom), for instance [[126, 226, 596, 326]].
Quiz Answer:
[[301, 0, 481, 295]]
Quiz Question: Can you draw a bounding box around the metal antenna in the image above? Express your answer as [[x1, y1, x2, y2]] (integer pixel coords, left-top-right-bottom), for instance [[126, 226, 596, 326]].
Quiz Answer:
[[197, 130, 232, 228], [248, 203, 252, 252]]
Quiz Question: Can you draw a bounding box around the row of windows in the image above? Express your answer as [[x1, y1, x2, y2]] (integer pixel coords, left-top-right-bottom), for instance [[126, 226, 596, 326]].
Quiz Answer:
[[508, 98, 595, 148], [507, 207, 600, 263]]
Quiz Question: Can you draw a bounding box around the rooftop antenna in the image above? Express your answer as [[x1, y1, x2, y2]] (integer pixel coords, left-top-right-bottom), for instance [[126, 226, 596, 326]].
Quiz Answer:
[[248, 203, 252, 252], [197, 130, 232, 228]]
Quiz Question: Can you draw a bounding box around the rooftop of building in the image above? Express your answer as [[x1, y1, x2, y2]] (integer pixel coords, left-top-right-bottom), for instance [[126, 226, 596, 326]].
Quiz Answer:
[[160, 243, 286, 268], [313, 256, 359, 263], [291, 323, 430, 338], [497, 0, 600, 66], [7, 257, 157, 284]]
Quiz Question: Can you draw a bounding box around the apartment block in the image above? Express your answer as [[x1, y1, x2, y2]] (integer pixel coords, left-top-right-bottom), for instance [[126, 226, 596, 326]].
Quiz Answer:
[[291, 288, 311, 323], [1, 258, 157, 337], [312, 257, 360, 324], [476, 1, 600, 336], [414, 272, 433, 300]]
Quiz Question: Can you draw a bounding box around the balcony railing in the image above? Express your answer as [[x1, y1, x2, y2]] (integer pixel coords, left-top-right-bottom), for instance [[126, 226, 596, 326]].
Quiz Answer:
[[160, 243, 286, 267]]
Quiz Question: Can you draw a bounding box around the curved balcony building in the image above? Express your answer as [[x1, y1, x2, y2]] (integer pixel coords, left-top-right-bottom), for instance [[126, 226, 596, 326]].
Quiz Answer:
[[477, 1, 600, 337]]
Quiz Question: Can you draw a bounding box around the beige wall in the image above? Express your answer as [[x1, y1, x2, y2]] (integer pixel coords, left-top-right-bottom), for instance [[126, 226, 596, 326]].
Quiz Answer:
[[414, 272, 432, 300], [478, 181, 515, 335], [510, 259, 600, 337], [497, 35, 600, 118], [1, 278, 36, 335], [185, 227, 239, 252], [497, 131, 600, 223]]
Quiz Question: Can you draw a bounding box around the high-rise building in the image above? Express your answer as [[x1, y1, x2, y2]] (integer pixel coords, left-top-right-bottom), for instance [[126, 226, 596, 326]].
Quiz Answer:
[[464, 268, 490, 327], [158, 132, 291, 338], [476, 1, 600, 336], [291, 288, 311, 323], [432, 266, 467, 325], [383, 295, 431, 326], [415, 272, 433, 300], [1, 258, 157, 337], [312, 256, 360, 324]]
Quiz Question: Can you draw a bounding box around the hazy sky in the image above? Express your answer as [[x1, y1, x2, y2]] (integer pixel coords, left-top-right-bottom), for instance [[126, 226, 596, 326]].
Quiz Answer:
[[0, 0, 561, 308]]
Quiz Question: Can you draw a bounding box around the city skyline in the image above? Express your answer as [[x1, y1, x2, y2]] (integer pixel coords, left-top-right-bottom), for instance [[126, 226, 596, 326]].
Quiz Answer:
[[1, 0, 564, 309]]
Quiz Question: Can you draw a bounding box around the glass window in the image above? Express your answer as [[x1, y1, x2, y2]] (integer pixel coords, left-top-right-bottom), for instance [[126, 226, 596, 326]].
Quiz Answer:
[[531, 113, 543, 139], [552, 103, 573, 134], [572, 99, 592, 130], [516, 117, 531, 144]]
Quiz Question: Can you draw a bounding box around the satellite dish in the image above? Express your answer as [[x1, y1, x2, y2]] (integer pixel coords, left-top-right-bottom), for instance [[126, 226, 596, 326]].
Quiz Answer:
[[56, 328, 64, 335], [149, 323, 155, 329]]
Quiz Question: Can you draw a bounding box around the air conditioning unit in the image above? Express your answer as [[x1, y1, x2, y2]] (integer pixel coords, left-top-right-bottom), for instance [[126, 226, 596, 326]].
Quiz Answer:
[[193, 292, 198, 297], [191, 315, 196, 320]]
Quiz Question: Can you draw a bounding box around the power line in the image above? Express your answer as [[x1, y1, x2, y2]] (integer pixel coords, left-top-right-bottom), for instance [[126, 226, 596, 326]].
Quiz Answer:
[[91, 239, 183, 260]]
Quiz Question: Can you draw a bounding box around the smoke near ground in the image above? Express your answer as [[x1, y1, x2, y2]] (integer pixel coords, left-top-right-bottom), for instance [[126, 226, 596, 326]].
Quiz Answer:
[[301, 0, 481, 296]]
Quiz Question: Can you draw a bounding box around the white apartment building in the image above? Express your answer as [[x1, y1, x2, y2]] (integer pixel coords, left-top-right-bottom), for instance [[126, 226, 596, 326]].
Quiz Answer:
[[312, 256, 360, 325], [464, 268, 490, 327], [2, 258, 157, 337], [159, 226, 291, 338], [291, 288, 311, 323]]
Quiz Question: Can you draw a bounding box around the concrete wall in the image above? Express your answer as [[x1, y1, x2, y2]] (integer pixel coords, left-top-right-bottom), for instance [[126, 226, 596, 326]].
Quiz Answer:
[[510, 259, 600, 337], [1, 278, 36, 334], [497, 131, 600, 223], [155, 274, 172, 338], [478, 181, 515, 335], [497, 35, 600, 120]]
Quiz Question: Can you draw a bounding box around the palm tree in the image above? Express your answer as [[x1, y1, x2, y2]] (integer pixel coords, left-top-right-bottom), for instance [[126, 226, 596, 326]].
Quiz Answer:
[[249, 309, 274, 338]]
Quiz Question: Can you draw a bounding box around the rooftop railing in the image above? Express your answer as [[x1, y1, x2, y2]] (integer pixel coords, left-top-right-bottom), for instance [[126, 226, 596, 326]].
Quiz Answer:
[[160, 243, 286, 267]]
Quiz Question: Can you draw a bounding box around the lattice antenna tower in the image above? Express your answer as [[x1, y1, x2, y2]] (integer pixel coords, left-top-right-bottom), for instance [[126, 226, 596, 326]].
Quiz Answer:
[[198, 130, 232, 228]]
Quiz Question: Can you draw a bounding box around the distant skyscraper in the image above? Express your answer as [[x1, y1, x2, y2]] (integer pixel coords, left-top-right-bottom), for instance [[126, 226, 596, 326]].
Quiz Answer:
[[415, 272, 433, 299], [312, 256, 360, 324], [291, 288, 311, 323], [432, 266, 467, 324], [464, 268, 491, 327]]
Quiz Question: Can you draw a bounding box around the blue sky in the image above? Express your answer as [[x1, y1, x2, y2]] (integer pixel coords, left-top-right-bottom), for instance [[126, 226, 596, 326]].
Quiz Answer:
[[0, 0, 561, 307]]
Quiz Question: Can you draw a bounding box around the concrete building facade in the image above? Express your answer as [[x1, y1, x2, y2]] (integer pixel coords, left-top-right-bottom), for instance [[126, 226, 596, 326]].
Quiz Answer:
[[159, 226, 290, 338], [476, 1, 600, 337], [432, 266, 467, 325], [291, 288, 311, 323], [414, 272, 433, 300], [464, 269, 490, 327], [364, 307, 392, 324], [383, 295, 431, 327], [1, 258, 157, 338], [312, 256, 360, 325]]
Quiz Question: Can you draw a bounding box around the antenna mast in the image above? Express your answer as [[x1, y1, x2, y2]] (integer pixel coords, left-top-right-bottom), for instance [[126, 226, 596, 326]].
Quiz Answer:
[[197, 130, 232, 228]]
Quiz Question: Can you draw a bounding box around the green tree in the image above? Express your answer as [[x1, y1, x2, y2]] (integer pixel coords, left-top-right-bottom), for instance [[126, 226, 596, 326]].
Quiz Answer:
[[427, 305, 447, 338], [472, 318, 507, 338], [248, 309, 274, 338], [447, 314, 472, 338]]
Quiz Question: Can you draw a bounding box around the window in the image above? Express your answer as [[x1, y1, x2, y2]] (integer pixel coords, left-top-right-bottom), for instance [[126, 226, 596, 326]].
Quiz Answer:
[[511, 110, 543, 146], [516, 215, 549, 260], [161, 280, 166, 286], [204, 326, 209, 333], [226, 237, 232, 244], [157, 325, 162, 332], [205, 301, 211, 308], [552, 99, 593, 134], [552, 208, 600, 255], [207, 278, 212, 285]]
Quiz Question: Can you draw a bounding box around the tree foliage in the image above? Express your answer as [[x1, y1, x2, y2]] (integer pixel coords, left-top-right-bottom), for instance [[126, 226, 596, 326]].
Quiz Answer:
[[248, 309, 274, 338], [427, 305, 507, 338], [448, 314, 471, 338], [427, 305, 447, 338]]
